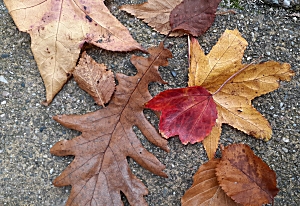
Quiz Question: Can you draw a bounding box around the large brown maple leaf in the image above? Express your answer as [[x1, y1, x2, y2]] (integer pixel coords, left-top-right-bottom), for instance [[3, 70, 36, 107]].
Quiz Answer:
[[50, 43, 172, 205], [4, 0, 143, 105]]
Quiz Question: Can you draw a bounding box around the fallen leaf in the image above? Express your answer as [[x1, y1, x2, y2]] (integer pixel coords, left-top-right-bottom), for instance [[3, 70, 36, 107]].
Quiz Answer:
[[4, 0, 143, 105], [120, 0, 185, 36], [182, 159, 241, 206], [170, 0, 222, 36], [216, 144, 279, 205], [73, 51, 115, 106], [50, 43, 172, 205], [146, 86, 217, 144], [202, 120, 222, 160], [188, 29, 295, 158]]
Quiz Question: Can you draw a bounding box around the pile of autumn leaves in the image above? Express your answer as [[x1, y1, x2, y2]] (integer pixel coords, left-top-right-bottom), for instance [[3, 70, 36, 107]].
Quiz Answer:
[[4, 0, 295, 205]]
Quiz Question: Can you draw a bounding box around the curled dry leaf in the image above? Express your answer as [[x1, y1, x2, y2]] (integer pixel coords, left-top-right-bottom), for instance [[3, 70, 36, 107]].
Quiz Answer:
[[73, 52, 115, 106], [146, 86, 217, 144], [170, 0, 222, 36], [50, 43, 172, 205], [216, 144, 279, 205], [4, 0, 143, 105], [120, 0, 185, 36], [182, 159, 241, 206], [188, 29, 295, 159]]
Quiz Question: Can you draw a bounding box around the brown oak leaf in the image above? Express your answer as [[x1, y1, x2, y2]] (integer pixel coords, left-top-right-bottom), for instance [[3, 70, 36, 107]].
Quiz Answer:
[[188, 29, 295, 159], [73, 51, 115, 106], [182, 159, 241, 206], [4, 0, 143, 105], [120, 0, 185, 36], [216, 144, 279, 205], [170, 0, 222, 36], [50, 43, 171, 205]]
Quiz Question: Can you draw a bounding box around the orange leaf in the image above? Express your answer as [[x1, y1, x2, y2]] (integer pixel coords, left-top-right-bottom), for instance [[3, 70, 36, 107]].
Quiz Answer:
[[73, 52, 115, 106], [216, 144, 279, 206], [50, 43, 172, 205], [182, 159, 241, 206], [4, 0, 143, 104], [146, 86, 217, 144]]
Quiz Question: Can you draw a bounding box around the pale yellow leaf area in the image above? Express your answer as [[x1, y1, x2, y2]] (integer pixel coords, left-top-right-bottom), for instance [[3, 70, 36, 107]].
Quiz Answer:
[[188, 29, 295, 159], [4, 0, 143, 104]]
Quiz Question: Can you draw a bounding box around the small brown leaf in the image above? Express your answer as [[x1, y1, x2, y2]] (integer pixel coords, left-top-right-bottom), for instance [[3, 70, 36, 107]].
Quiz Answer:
[[170, 0, 222, 36], [216, 144, 279, 206], [120, 0, 185, 36], [73, 52, 115, 106], [182, 159, 240, 206]]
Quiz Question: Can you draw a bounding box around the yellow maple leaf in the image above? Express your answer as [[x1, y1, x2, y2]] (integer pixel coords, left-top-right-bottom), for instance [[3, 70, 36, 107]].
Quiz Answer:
[[188, 29, 295, 159]]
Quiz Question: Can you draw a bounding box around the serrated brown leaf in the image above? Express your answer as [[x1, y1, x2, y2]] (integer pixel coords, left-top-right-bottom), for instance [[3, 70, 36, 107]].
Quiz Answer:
[[182, 159, 241, 206], [73, 51, 115, 106], [50, 43, 172, 205], [4, 0, 143, 105], [188, 29, 295, 159], [216, 144, 279, 206], [170, 0, 222, 36], [120, 0, 185, 36]]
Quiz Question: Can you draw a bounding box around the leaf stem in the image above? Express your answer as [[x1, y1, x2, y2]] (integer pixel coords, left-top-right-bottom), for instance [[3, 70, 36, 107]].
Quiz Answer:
[[212, 56, 262, 95]]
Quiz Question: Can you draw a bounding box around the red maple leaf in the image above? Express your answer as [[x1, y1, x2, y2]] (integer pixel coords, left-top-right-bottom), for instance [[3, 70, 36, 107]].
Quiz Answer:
[[146, 86, 217, 144]]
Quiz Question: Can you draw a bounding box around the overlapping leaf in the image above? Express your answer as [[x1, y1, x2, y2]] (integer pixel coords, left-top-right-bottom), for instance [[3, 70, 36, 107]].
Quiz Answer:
[[146, 86, 217, 144], [170, 0, 222, 36], [50, 43, 172, 205], [4, 0, 143, 104], [216, 144, 279, 205], [120, 0, 184, 36], [189, 29, 295, 159], [182, 159, 240, 206], [73, 52, 115, 106]]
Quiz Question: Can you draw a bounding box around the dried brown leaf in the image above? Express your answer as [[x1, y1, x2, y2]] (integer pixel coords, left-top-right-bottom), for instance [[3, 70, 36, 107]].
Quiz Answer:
[[4, 0, 143, 104], [170, 0, 222, 36], [182, 159, 241, 206], [216, 144, 279, 206], [120, 0, 185, 36], [73, 52, 115, 106], [50, 43, 172, 205]]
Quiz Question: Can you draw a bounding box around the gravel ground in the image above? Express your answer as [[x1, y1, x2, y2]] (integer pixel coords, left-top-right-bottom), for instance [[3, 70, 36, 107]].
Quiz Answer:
[[0, 0, 299, 205]]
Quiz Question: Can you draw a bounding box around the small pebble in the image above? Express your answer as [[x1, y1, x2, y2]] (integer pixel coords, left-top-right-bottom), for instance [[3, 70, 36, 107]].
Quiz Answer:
[[50, 168, 54, 174], [0, 76, 8, 84], [0, 114, 5, 118], [282, 147, 288, 153], [1, 101, 6, 105], [280, 102, 284, 108], [282, 137, 290, 143], [2, 91, 9, 97], [39, 126, 46, 132], [1, 53, 9, 58], [171, 71, 177, 77], [21, 82, 25, 87]]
